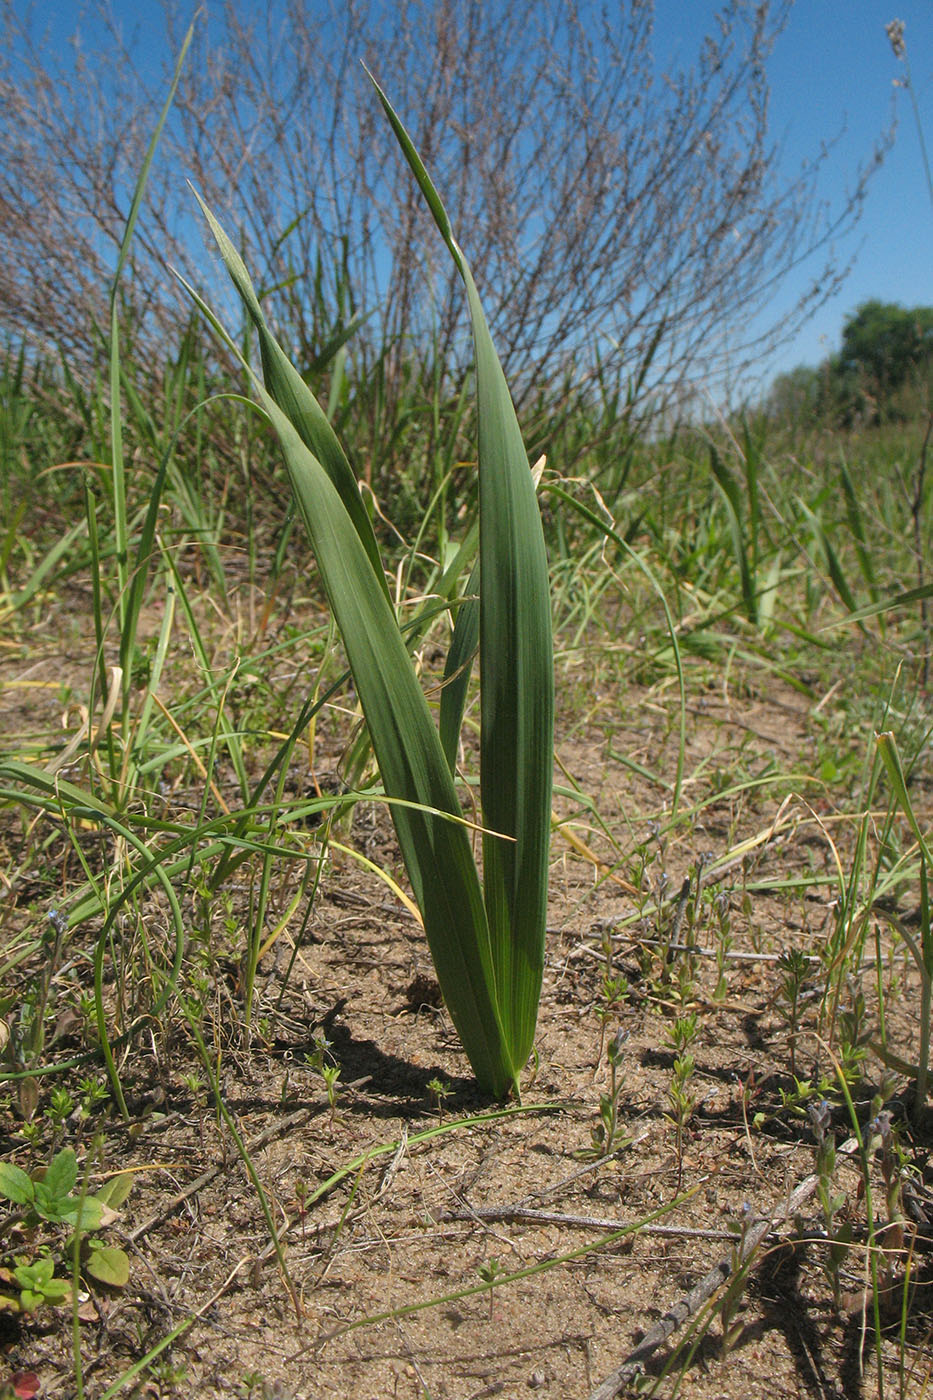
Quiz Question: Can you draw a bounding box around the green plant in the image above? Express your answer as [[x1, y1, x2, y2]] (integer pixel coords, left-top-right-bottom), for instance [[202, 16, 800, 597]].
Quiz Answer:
[[476, 1256, 503, 1320], [7, 1255, 70, 1313], [875, 730, 933, 1121], [667, 1052, 697, 1191], [304, 1032, 334, 1076], [777, 1075, 828, 1119], [868, 1109, 913, 1301], [776, 947, 812, 1080], [0, 1147, 104, 1230], [581, 1028, 631, 1160], [0, 1147, 132, 1314], [75, 1079, 109, 1123], [322, 1064, 341, 1125], [711, 893, 733, 1002], [185, 77, 553, 1100], [718, 1204, 754, 1355], [592, 926, 630, 1064], [836, 978, 870, 1086], [665, 1013, 699, 1057], [808, 1098, 851, 1310], [426, 1076, 453, 1121], [707, 423, 773, 629], [46, 1087, 74, 1133]]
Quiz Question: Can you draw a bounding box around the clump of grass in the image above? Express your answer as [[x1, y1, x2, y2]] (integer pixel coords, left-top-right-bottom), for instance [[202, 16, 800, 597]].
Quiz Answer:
[[184, 75, 554, 1100], [875, 730, 933, 1121]]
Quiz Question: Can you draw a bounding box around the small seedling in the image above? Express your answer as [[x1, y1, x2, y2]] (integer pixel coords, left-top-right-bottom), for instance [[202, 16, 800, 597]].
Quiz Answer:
[[594, 967, 630, 1067], [304, 1031, 333, 1075], [46, 1087, 74, 1139], [75, 1077, 109, 1122], [870, 1109, 911, 1293], [477, 1256, 503, 1319], [776, 947, 811, 1079], [778, 1075, 825, 1119], [0, 1147, 132, 1313], [322, 1064, 341, 1124], [426, 1077, 453, 1121], [183, 1071, 209, 1149], [0, 1147, 104, 1229], [719, 1204, 754, 1354], [665, 1012, 698, 1057], [581, 1028, 630, 1159], [712, 892, 733, 1001], [808, 1099, 851, 1310], [294, 1180, 309, 1240], [686, 851, 715, 938], [836, 978, 870, 1086], [9, 1256, 70, 1313], [667, 1051, 697, 1190]]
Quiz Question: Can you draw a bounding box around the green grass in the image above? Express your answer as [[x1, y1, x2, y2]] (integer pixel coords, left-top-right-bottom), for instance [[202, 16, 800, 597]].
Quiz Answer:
[[3, 346, 933, 1394], [2, 75, 933, 1400]]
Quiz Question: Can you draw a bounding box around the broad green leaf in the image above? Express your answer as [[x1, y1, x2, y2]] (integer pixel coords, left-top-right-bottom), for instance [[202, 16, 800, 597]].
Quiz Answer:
[[439, 565, 479, 772], [14, 1259, 53, 1290], [43, 1148, 77, 1202], [0, 1162, 33, 1206], [59, 1196, 105, 1231], [85, 1244, 130, 1289], [14, 1260, 52, 1288], [370, 73, 554, 1072], [260, 403, 515, 1093], [190, 213, 516, 1094], [96, 1172, 134, 1210]]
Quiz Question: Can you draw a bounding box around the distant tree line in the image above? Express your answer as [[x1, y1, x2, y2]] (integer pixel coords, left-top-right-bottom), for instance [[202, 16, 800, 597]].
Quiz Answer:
[[768, 300, 933, 428]]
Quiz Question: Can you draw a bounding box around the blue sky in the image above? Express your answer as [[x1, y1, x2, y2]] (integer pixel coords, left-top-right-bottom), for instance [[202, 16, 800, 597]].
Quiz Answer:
[[17, 1, 933, 390], [660, 0, 932, 386]]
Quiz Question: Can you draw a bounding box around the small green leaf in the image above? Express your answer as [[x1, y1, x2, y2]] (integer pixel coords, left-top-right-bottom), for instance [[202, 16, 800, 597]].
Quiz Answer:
[[13, 1258, 53, 1290], [0, 1163, 33, 1207], [43, 1148, 77, 1201], [18, 1275, 68, 1311], [95, 1172, 134, 1210], [32, 1184, 57, 1219], [60, 1196, 105, 1231], [85, 1244, 130, 1289]]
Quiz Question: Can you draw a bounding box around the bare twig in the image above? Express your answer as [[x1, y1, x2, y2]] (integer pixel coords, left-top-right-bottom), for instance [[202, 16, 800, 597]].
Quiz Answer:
[[586, 1166, 838, 1399], [438, 1202, 756, 1244], [0, 0, 887, 427]]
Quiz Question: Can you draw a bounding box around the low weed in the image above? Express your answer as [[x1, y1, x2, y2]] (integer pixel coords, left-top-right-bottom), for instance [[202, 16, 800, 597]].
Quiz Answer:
[[0, 1145, 132, 1316]]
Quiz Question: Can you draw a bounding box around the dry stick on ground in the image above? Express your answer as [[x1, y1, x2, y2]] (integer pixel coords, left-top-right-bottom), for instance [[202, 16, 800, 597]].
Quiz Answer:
[[439, 1203, 749, 1244], [585, 1154, 857, 1400]]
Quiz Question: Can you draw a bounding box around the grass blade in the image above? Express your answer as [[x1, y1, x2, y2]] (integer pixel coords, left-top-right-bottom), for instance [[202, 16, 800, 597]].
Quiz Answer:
[[370, 72, 554, 1069], [187, 219, 516, 1092], [191, 193, 389, 602]]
